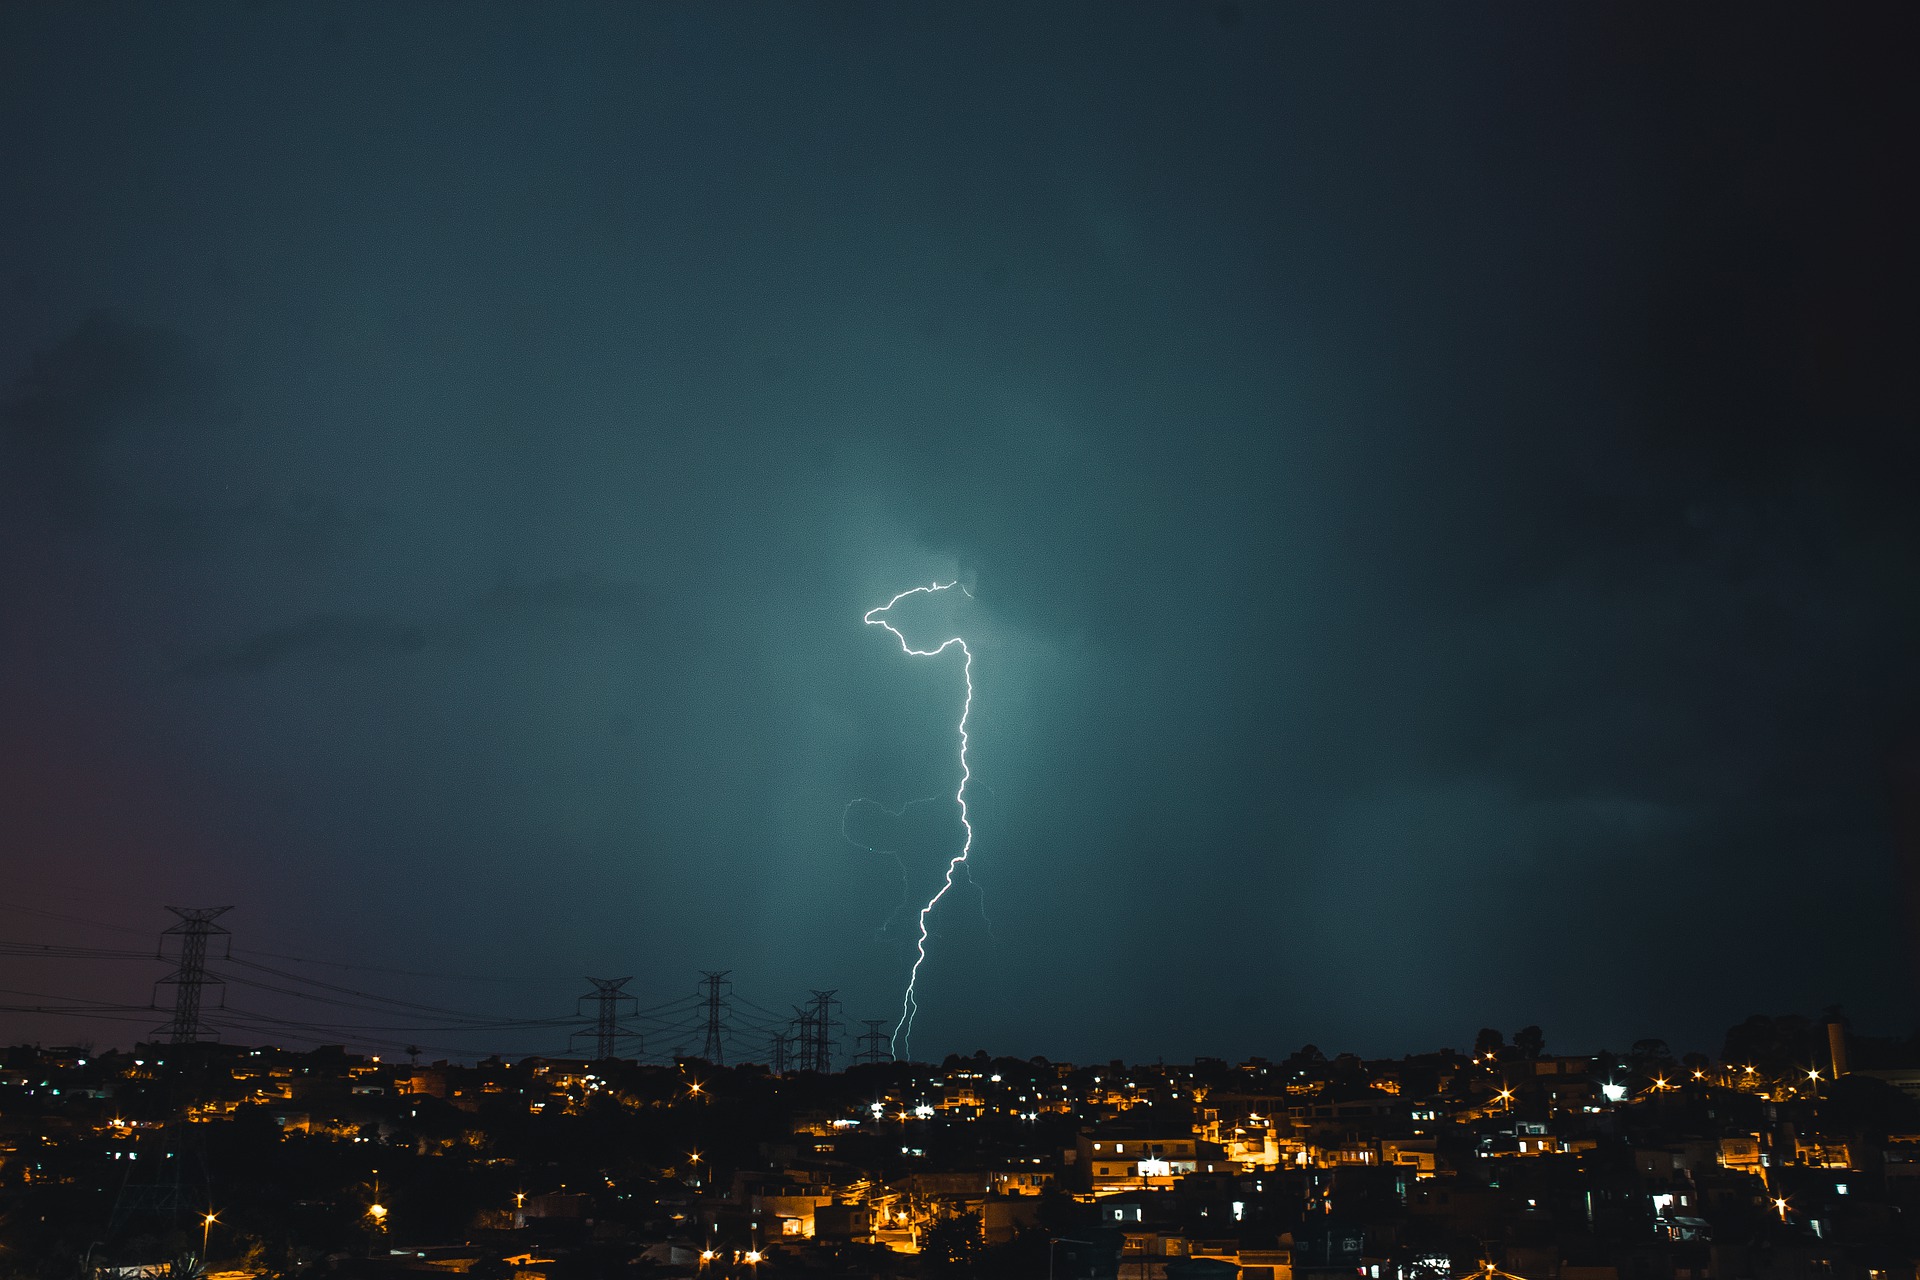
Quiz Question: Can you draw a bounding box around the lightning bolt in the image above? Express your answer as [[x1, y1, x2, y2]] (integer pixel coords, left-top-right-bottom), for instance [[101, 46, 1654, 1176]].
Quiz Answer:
[[841, 796, 938, 940], [844, 796, 999, 944], [863, 581, 975, 1059]]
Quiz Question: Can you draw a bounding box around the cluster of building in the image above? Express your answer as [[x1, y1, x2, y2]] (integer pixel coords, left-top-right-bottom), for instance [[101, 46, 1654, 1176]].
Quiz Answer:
[[0, 1024, 1916, 1278]]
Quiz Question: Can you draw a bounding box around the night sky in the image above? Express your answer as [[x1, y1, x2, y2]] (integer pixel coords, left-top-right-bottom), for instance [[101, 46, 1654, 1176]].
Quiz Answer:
[[2, 3, 1913, 1064]]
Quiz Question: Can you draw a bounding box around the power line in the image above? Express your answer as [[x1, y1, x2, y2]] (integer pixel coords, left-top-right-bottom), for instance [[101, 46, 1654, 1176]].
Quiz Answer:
[[222, 957, 530, 1022], [0, 940, 154, 959], [214, 971, 554, 1027], [3, 912, 834, 1068], [232, 948, 571, 983]]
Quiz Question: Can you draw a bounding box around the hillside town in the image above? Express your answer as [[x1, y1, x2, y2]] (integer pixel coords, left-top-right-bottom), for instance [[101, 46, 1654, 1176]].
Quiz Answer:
[[2, 1017, 1916, 1279]]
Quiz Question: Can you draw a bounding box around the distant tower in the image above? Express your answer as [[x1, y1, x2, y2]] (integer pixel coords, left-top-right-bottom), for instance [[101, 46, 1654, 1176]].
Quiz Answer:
[[572, 977, 640, 1061], [769, 1031, 791, 1075], [154, 907, 231, 1044], [854, 1019, 891, 1066], [698, 971, 732, 1065], [807, 990, 840, 1074], [789, 1007, 814, 1072]]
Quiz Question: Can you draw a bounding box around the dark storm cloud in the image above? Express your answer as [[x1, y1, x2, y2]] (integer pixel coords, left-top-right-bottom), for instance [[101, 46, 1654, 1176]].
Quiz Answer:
[[167, 613, 429, 679], [0, 311, 377, 561], [0, 311, 201, 532], [471, 573, 649, 620], [0, 1, 1911, 1062], [167, 572, 650, 679]]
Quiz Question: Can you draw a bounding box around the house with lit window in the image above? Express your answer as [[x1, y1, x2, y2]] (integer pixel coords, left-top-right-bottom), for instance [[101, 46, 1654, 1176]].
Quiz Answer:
[[1078, 1125, 1228, 1190]]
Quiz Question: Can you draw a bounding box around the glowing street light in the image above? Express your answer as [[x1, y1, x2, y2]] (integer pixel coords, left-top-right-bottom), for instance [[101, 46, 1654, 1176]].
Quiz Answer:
[[201, 1211, 218, 1259], [367, 1174, 388, 1232], [1774, 1196, 1790, 1222]]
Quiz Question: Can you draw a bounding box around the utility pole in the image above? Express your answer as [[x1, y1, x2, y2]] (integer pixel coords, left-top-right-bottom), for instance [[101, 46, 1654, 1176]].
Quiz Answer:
[[698, 970, 731, 1065], [808, 990, 840, 1074], [853, 1019, 891, 1066], [154, 907, 231, 1044], [571, 977, 640, 1061]]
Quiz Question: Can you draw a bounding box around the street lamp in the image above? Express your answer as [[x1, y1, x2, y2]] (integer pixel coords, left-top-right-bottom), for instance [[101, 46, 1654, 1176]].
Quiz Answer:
[[200, 1212, 218, 1260], [1773, 1196, 1790, 1222]]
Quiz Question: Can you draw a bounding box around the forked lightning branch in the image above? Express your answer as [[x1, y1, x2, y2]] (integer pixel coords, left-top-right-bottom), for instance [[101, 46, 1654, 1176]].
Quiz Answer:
[[862, 582, 976, 1060]]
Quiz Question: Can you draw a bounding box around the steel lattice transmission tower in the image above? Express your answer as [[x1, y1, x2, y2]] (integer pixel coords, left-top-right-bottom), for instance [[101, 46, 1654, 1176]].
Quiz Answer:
[[807, 989, 840, 1074], [571, 977, 641, 1061], [154, 907, 231, 1044], [769, 1030, 792, 1075], [853, 1019, 891, 1066], [698, 970, 732, 1065], [788, 1007, 814, 1072]]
